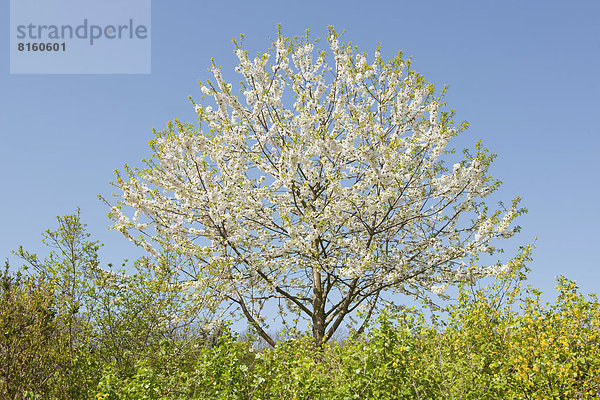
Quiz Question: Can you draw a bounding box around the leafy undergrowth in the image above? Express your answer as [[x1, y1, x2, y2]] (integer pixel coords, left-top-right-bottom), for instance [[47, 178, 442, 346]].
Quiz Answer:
[[2, 215, 598, 399], [94, 277, 600, 400], [4, 263, 599, 399]]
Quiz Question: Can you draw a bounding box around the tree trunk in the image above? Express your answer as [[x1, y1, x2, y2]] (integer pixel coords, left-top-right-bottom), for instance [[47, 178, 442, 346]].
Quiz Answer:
[[312, 266, 326, 346]]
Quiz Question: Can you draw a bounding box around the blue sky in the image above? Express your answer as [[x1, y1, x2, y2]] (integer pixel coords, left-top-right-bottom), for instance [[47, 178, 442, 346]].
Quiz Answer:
[[1, 0, 599, 307]]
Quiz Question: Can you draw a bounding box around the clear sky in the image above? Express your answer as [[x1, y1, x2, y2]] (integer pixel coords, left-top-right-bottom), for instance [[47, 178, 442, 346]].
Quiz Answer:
[[1, 0, 599, 307]]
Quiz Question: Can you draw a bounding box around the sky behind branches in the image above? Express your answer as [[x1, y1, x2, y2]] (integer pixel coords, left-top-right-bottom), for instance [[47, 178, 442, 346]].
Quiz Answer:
[[1, 0, 599, 309]]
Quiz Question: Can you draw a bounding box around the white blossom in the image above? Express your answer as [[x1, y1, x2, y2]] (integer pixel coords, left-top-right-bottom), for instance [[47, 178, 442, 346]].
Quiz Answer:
[[106, 28, 525, 346]]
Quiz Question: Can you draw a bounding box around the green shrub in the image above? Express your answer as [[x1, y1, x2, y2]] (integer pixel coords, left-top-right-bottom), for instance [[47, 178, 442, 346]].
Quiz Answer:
[[7, 213, 600, 399], [90, 269, 600, 399], [0, 262, 98, 399]]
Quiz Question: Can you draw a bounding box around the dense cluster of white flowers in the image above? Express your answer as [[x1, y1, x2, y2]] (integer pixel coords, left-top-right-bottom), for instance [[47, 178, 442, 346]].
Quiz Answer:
[[107, 28, 524, 345]]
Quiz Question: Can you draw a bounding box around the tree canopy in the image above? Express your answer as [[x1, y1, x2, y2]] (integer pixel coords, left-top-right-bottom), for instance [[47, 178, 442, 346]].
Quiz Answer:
[[107, 27, 525, 346]]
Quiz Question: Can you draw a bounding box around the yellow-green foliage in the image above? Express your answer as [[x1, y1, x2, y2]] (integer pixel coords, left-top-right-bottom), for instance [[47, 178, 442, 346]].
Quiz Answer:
[[1, 266, 58, 398], [0, 264, 97, 399], [5, 254, 600, 399], [508, 277, 600, 398], [439, 270, 600, 399], [6, 213, 600, 398], [94, 270, 600, 400]]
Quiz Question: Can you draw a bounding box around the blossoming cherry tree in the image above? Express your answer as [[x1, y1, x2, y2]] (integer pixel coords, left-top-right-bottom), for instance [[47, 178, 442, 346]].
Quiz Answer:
[[108, 28, 525, 346]]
